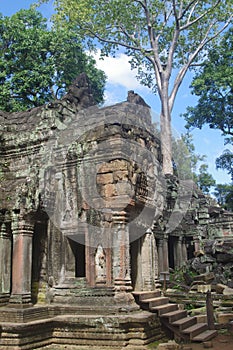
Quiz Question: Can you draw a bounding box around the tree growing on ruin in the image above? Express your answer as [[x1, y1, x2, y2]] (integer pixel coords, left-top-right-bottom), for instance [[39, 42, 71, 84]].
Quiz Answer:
[[40, 0, 232, 174], [0, 8, 106, 112]]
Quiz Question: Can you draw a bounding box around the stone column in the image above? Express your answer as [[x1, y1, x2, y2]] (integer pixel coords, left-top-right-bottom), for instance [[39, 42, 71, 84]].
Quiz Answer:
[[194, 237, 200, 254], [141, 230, 157, 290], [176, 236, 183, 268], [0, 223, 12, 304], [162, 235, 169, 272], [9, 215, 34, 305], [182, 237, 188, 264], [112, 211, 132, 293], [157, 238, 164, 274]]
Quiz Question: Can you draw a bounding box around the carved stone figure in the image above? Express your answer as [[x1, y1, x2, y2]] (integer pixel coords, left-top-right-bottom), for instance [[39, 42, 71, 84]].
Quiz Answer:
[[95, 244, 106, 283], [63, 72, 96, 107], [127, 90, 150, 108]]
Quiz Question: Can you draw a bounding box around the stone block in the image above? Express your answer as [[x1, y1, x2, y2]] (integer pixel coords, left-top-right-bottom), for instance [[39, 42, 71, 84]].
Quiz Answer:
[[203, 341, 213, 348], [103, 184, 117, 197], [113, 170, 129, 181], [96, 173, 113, 184], [217, 313, 233, 324], [223, 287, 233, 296], [215, 284, 227, 294], [157, 340, 180, 349]]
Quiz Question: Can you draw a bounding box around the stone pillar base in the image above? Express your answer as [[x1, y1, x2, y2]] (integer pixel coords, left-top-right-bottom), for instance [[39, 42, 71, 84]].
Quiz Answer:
[[114, 277, 132, 292], [9, 293, 32, 306], [0, 293, 10, 305]]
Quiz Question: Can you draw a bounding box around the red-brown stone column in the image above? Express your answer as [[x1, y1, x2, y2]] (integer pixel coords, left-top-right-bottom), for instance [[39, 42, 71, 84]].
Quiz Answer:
[[0, 223, 12, 304], [9, 215, 34, 305], [112, 211, 132, 293]]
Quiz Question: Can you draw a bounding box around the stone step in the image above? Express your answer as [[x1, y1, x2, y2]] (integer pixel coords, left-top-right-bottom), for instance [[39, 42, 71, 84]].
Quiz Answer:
[[132, 290, 161, 302], [160, 310, 187, 323], [171, 316, 197, 330], [150, 303, 178, 316], [142, 297, 169, 308], [182, 323, 208, 339], [192, 329, 218, 342]]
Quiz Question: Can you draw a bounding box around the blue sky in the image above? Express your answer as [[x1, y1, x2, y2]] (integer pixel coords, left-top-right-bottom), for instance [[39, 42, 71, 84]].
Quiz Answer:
[[0, 0, 231, 186]]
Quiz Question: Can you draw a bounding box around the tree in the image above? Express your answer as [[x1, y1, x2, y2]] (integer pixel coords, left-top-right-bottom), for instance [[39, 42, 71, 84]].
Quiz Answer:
[[183, 26, 233, 183], [195, 164, 216, 194], [172, 132, 215, 192], [0, 8, 106, 112], [172, 132, 205, 180], [214, 184, 233, 211], [41, 0, 232, 174], [216, 149, 233, 181], [184, 27, 233, 138]]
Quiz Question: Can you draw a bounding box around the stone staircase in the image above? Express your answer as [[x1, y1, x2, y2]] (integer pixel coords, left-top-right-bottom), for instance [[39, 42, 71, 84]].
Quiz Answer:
[[133, 290, 218, 343]]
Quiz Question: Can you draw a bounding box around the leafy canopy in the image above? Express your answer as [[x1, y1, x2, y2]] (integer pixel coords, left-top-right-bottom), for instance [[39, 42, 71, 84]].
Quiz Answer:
[[183, 27, 233, 184], [49, 0, 232, 96], [40, 0, 232, 175], [214, 183, 233, 212], [216, 149, 233, 182], [184, 27, 233, 137], [172, 132, 215, 193], [0, 7, 106, 112]]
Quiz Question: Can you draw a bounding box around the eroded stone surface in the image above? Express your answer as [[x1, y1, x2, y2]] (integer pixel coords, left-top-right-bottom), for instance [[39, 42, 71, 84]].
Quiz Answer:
[[0, 78, 233, 349]]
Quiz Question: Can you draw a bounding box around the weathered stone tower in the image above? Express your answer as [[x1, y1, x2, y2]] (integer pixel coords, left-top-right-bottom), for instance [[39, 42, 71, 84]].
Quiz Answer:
[[0, 80, 166, 348], [0, 77, 233, 349]]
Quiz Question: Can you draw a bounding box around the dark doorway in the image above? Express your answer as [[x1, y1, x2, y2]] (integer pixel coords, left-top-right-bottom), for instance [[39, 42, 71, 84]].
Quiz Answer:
[[168, 236, 175, 269], [68, 236, 86, 278], [130, 239, 140, 290]]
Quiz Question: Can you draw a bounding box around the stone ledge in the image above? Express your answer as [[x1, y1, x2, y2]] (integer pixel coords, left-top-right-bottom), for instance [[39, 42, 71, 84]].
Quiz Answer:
[[0, 311, 163, 350]]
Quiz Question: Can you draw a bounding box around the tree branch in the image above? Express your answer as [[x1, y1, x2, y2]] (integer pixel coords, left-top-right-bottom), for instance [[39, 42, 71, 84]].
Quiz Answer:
[[82, 26, 143, 52], [180, 0, 221, 31], [169, 14, 232, 112]]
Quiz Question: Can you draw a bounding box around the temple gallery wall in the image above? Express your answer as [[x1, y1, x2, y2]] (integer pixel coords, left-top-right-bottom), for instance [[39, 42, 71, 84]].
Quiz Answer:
[[0, 78, 232, 349]]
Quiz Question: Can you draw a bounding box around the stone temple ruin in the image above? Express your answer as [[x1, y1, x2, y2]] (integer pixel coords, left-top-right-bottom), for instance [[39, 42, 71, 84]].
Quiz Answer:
[[0, 74, 233, 349]]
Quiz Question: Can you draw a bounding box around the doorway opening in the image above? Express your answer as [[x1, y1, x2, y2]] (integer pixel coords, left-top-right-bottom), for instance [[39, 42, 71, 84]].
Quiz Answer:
[[69, 236, 86, 278]]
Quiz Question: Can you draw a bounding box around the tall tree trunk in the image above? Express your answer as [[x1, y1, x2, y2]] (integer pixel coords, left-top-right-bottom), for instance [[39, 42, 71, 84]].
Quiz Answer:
[[160, 81, 173, 175], [160, 111, 173, 175]]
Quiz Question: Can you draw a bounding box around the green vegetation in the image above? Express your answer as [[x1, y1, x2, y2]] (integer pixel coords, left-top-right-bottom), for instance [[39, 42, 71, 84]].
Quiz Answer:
[[173, 133, 215, 193], [40, 0, 232, 175], [0, 7, 106, 112], [184, 26, 233, 209]]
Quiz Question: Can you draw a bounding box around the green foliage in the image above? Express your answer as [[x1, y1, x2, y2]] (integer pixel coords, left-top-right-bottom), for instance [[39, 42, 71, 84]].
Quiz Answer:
[[195, 164, 216, 194], [216, 149, 233, 181], [172, 132, 215, 193], [170, 266, 198, 291], [48, 0, 233, 94], [172, 132, 205, 180], [40, 0, 233, 175], [214, 183, 233, 211], [184, 27, 233, 137], [0, 8, 106, 112]]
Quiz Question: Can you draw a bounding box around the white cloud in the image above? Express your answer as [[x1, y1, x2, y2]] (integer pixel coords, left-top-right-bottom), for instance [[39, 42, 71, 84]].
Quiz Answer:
[[103, 90, 123, 106], [92, 50, 149, 91]]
